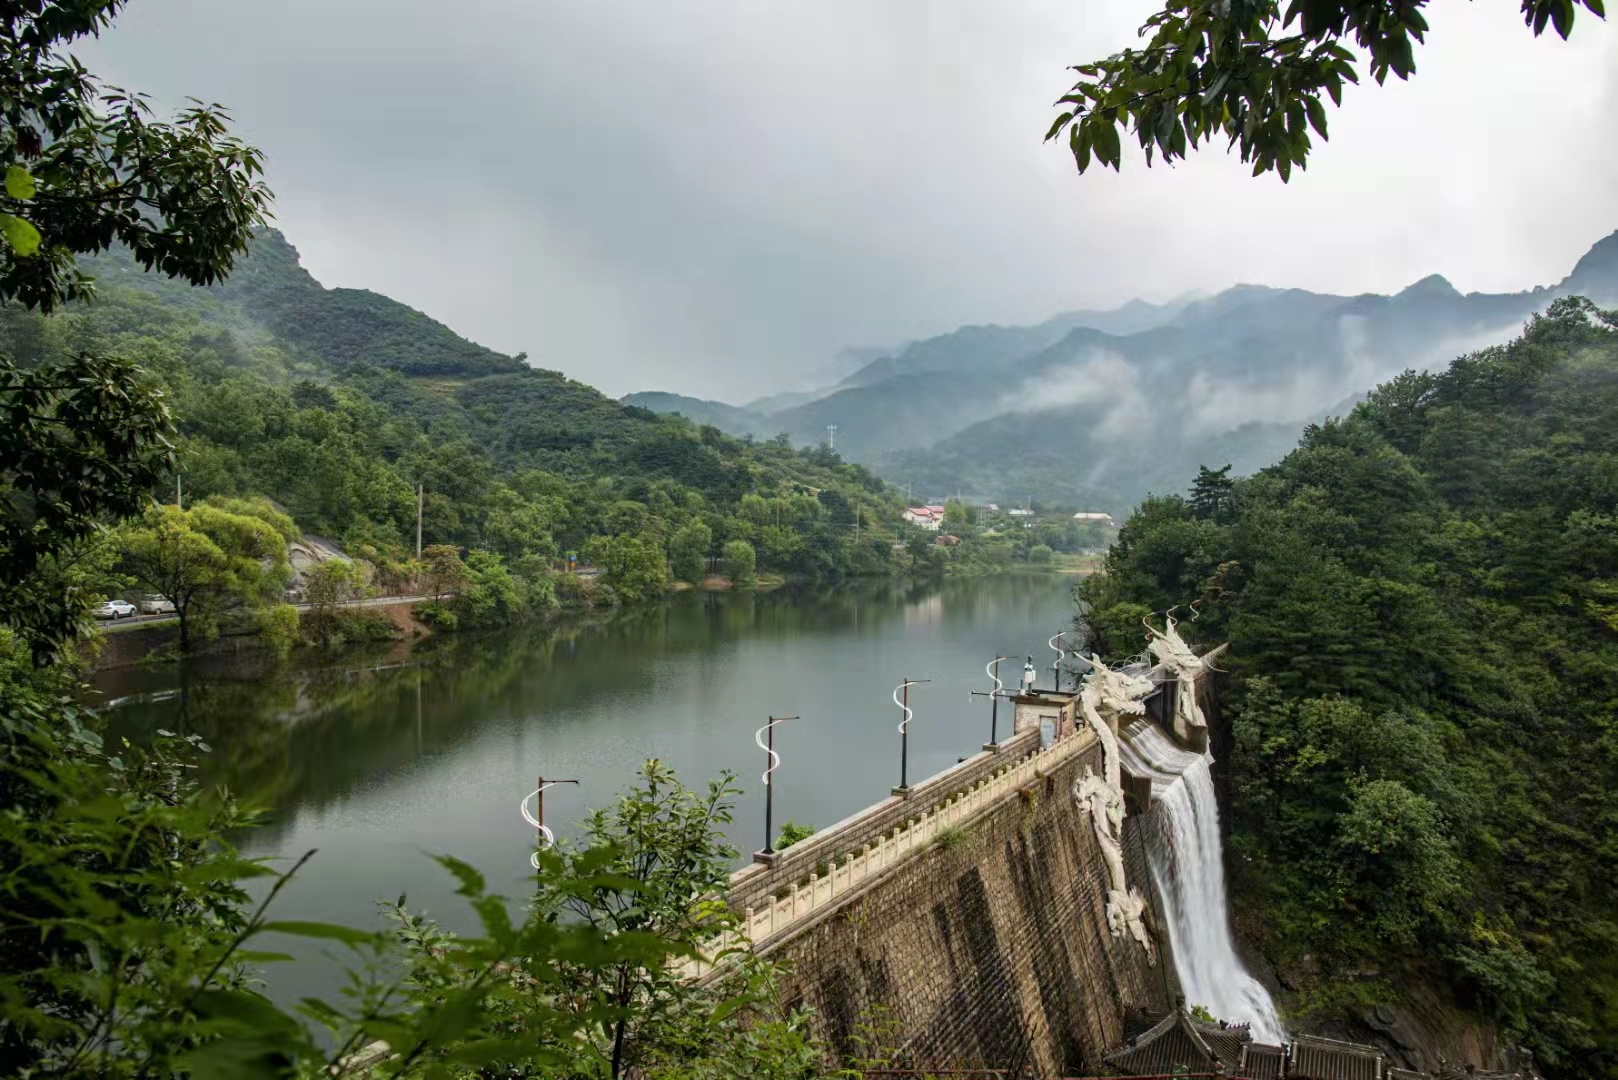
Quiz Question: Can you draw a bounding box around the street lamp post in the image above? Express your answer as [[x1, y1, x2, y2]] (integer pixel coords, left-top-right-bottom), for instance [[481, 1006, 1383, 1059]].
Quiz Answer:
[[756, 715, 798, 856], [1049, 631, 1072, 692], [970, 656, 1013, 749], [892, 678, 930, 794], [521, 777, 579, 870]]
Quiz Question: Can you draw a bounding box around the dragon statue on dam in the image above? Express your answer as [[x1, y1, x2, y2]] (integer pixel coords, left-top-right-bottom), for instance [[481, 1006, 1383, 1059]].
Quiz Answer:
[[1144, 607, 1210, 747], [1073, 655, 1157, 962]]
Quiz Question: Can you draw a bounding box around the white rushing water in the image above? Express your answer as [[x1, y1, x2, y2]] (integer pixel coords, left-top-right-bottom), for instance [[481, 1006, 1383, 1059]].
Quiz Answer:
[[1120, 720, 1286, 1044]]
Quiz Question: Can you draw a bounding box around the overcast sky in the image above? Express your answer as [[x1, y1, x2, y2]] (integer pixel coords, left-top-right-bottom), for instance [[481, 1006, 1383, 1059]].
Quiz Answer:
[[78, 0, 1618, 400]]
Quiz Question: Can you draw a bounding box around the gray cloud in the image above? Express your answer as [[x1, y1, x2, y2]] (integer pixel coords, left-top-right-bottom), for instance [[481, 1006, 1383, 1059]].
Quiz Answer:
[[77, 0, 1618, 400]]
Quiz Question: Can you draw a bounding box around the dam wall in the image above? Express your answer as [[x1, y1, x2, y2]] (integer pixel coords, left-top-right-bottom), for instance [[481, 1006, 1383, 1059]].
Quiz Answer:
[[697, 713, 1174, 1076], [767, 734, 1168, 1075]]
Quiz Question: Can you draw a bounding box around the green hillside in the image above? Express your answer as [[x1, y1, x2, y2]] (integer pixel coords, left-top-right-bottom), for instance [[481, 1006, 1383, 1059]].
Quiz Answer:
[[84, 230, 528, 378], [619, 390, 778, 439], [3, 231, 915, 609], [1082, 297, 1618, 1075]]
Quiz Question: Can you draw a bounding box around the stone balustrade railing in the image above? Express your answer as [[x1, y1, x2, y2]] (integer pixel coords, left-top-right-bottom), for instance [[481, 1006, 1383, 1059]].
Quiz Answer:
[[677, 722, 1098, 979]]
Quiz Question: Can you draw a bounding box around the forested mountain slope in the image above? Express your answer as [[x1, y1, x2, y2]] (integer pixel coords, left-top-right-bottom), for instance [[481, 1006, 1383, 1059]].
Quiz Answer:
[[1081, 298, 1618, 1078], [619, 391, 778, 439], [0, 230, 909, 594], [86, 230, 527, 378]]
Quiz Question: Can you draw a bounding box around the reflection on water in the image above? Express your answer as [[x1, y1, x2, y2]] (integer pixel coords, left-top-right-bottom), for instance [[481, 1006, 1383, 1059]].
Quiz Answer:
[[96, 575, 1079, 992]]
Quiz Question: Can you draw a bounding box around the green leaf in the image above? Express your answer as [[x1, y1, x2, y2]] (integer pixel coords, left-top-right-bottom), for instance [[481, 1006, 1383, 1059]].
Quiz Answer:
[[711, 990, 752, 1023], [1305, 97, 1329, 140], [260, 920, 380, 946], [448, 1038, 541, 1066], [5, 165, 35, 200], [433, 853, 486, 898], [1551, 0, 1575, 37], [193, 988, 300, 1033], [1045, 111, 1075, 142], [177, 1039, 297, 1080], [0, 214, 42, 256]]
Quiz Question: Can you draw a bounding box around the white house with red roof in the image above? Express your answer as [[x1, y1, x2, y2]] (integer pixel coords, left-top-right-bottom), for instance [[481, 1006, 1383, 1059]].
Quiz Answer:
[[902, 505, 945, 531]]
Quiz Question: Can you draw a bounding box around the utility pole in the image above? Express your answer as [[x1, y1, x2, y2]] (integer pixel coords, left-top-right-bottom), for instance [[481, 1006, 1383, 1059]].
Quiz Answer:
[[415, 484, 424, 562], [175, 473, 182, 510], [826, 424, 837, 451]]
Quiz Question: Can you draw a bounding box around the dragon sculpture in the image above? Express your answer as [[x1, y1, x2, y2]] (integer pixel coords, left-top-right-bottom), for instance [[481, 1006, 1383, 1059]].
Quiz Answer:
[[1073, 654, 1157, 962], [1145, 608, 1208, 747]]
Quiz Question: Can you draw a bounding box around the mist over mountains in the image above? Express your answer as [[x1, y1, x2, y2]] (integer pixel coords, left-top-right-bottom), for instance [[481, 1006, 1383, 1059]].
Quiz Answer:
[[626, 230, 1618, 513]]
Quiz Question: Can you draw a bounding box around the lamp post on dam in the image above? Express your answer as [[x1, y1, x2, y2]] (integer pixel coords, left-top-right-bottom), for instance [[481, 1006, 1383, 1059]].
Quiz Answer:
[[891, 678, 930, 796], [520, 776, 578, 870], [970, 655, 1014, 751], [755, 714, 798, 861]]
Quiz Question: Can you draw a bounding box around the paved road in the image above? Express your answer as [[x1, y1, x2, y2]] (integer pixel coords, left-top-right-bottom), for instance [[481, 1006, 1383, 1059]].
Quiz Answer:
[[99, 594, 430, 632]]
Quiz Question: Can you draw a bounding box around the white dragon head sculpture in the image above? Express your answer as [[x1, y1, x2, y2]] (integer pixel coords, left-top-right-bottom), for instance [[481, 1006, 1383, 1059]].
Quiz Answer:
[[1080, 655, 1155, 720], [1144, 607, 1205, 677]]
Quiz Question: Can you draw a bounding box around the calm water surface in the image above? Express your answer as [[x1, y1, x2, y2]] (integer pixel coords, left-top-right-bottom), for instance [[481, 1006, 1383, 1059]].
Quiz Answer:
[[95, 574, 1079, 996]]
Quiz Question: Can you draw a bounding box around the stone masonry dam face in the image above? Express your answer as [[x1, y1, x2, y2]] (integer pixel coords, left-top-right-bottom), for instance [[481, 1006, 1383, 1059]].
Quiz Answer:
[[701, 719, 1174, 1077]]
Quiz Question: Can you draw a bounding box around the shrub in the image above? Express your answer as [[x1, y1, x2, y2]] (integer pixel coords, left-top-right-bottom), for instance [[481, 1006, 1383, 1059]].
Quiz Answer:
[[257, 601, 301, 658], [775, 820, 815, 850], [723, 539, 757, 583]]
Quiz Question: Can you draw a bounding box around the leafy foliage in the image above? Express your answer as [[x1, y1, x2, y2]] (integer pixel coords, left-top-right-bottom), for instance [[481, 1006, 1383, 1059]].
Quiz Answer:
[[0, 351, 174, 660], [116, 499, 293, 649], [723, 539, 757, 584], [1047, 0, 1606, 181], [774, 820, 815, 850], [585, 534, 671, 603], [1082, 298, 1618, 1073], [669, 519, 713, 583], [0, 1, 270, 306]]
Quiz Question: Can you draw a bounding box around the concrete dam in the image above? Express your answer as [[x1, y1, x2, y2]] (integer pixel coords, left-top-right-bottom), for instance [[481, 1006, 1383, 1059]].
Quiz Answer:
[[682, 621, 1282, 1076]]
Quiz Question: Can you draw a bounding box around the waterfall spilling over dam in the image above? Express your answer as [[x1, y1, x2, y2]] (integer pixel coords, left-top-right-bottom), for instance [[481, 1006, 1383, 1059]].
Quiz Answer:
[[1120, 718, 1286, 1044]]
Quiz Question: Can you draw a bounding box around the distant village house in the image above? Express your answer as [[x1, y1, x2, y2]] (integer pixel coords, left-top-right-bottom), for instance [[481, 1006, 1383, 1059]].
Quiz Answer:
[[903, 505, 945, 531]]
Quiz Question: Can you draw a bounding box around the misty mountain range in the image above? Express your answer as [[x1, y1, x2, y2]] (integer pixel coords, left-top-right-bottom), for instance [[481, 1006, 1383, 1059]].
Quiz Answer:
[[626, 229, 1618, 513]]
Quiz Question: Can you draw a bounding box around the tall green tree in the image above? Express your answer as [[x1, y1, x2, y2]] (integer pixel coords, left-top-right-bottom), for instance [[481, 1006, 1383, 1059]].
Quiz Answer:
[[0, 1, 271, 306], [118, 502, 291, 650], [1188, 463, 1235, 522], [0, 0, 270, 662], [669, 519, 713, 583], [1047, 0, 1605, 182], [722, 538, 756, 584], [586, 534, 670, 603]]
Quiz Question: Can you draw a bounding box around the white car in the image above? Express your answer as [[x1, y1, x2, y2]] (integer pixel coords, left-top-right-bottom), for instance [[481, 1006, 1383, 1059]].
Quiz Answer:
[[139, 594, 177, 615], [94, 599, 137, 619]]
